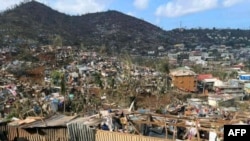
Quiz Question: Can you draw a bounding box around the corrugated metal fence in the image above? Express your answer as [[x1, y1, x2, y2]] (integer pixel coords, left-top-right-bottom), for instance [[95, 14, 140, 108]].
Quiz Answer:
[[67, 123, 95, 141], [67, 123, 169, 141], [7, 126, 18, 141], [96, 130, 169, 141], [1, 126, 68, 141], [16, 128, 68, 141], [0, 122, 170, 141]]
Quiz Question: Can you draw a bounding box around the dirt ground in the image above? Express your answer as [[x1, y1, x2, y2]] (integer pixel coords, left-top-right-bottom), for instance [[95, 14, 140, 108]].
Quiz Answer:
[[136, 92, 192, 109], [16, 65, 45, 85]]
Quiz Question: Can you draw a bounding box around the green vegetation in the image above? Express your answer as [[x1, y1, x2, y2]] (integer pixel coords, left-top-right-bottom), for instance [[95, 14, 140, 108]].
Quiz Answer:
[[155, 58, 170, 74], [50, 70, 63, 86], [92, 72, 103, 89], [53, 35, 63, 47], [131, 56, 170, 73]]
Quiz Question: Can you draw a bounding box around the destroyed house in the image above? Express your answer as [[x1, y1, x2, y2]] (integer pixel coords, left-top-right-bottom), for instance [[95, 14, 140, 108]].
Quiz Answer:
[[0, 110, 249, 141], [7, 114, 77, 141], [170, 68, 197, 92]]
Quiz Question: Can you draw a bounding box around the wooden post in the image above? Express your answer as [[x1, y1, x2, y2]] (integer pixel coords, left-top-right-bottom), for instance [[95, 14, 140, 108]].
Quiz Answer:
[[172, 120, 177, 141], [203, 82, 205, 95], [165, 121, 168, 140], [165, 125, 168, 140], [196, 119, 200, 141], [128, 121, 141, 135]]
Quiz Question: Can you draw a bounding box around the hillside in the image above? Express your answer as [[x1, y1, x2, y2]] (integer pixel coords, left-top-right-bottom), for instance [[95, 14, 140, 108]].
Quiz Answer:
[[0, 1, 168, 54], [0, 1, 250, 55], [168, 28, 250, 48]]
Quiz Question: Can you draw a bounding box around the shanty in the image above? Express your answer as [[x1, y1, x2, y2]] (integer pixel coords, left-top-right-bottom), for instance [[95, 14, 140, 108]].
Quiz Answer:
[[1, 44, 250, 141]]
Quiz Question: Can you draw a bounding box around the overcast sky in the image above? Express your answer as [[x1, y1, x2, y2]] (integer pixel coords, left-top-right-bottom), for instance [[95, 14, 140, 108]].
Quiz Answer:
[[1, 0, 250, 30]]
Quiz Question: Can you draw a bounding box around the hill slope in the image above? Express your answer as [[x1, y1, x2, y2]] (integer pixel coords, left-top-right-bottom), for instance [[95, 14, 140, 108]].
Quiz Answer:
[[0, 1, 168, 54], [1, 1, 250, 54]]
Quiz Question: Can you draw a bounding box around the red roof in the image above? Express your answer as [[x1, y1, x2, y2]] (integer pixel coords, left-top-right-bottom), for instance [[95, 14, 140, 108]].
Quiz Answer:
[[233, 65, 244, 68], [197, 74, 213, 81], [233, 63, 245, 68]]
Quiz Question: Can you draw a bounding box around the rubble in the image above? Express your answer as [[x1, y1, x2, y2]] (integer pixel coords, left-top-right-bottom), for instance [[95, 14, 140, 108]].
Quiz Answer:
[[0, 48, 250, 141]]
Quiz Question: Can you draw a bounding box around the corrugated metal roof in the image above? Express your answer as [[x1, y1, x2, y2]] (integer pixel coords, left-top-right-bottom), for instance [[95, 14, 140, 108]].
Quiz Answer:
[[68, 114, 103, 126], [170, 69, 196, 76], [197, 74, 213, 81], [8, 117, 44, 127], [19, 114, 78, 128], [245, 83, 250, 88]]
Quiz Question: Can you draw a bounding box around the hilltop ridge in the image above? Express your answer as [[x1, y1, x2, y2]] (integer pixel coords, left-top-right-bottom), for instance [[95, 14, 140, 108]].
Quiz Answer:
[[0, 1, 250, 55]]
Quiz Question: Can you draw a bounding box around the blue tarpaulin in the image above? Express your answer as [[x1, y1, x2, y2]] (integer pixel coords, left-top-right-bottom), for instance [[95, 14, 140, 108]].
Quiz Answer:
[[239, 75, 250, 81]]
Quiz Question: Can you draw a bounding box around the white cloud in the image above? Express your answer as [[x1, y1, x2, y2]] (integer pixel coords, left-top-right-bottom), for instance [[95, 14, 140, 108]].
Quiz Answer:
[[155, 0, 218, 18], [52, 0, 106, 15], [133, 0, 149, 10], [222, 0, 243, 7]]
